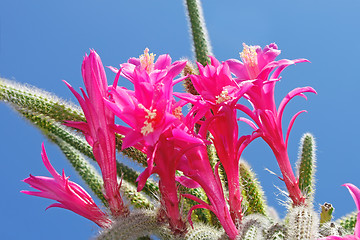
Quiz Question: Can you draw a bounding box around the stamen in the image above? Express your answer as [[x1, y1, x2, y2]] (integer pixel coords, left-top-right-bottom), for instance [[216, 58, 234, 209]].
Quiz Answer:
[[216, 89, 232, 104], [240, 43, 260, 79], [240, 43, 258, 67], [140, 48, 155, 74], [138, 104, 157, 135], [172, 107, 183, 119], [141, 122, 154, 136]]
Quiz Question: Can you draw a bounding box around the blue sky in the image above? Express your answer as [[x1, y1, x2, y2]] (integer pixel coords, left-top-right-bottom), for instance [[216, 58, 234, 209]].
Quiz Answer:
[[1, 0, 360, 239]]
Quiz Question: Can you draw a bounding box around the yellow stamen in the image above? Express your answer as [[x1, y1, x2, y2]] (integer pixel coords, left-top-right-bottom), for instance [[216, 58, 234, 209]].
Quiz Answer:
[[216, 88, 232, 104], [239, 43, 260, 79], [172, 107, 183, 119], [140, 48, 155, 74], [138, 104, 157, 135], [141, 122, 154, 136], [240, 43, 258, 67]]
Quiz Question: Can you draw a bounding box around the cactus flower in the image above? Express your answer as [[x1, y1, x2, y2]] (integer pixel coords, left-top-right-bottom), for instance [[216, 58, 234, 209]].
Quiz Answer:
[[175, 56, 255, 225], [22, 144, 111, 228], [106, 49, 188, 234], [106, 48, 187, 149], [319, 184, 360, 240], [227, 43, 316, 206], [64, 50, 128, 217]]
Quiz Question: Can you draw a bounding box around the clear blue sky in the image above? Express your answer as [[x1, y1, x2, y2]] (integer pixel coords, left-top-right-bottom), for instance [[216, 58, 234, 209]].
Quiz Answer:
[[1, 0, 360, 239]]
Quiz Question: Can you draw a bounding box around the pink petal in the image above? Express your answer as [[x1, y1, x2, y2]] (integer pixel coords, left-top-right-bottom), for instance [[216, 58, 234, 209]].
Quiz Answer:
[[175, 176, 201, 189], [277, 87, 317, 126], [285, 110, 307, 148], [154, 54, 171, 70], [344, 184, 360, 238]]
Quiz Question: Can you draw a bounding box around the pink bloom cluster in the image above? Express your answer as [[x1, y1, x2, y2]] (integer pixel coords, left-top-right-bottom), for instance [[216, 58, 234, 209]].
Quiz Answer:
[[22, 44, 316, 239]]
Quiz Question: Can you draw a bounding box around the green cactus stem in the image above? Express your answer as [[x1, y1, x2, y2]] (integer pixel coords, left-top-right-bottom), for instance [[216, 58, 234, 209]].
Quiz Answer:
[[264, 223, 287, 240], [239, 214, 270, 240], [0, 78, 147, 167], [296, 133, 316, 203], [184, 0, 213, 66], [319, 222, 346, 238], [96, 209, 165, 240], [286, 205, 319, 240], [240, 160, 267, 216], [183, 223, 223, 240], [48, 134, 108, 205], [12, 105, 159, 202], [337, 211, 357, 233]]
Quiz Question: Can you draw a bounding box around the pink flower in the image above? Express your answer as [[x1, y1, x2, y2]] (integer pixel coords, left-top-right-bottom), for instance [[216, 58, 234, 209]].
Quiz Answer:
[[21, 144, 111, 228], [318, 184, 360, 240], [175, 56, 254, 224], [227, 43, 316, 205], [172, 129, 239, 239], [64, 50, 127, 217], [106, 48, 187, 148], [106, 49, 188, 234]]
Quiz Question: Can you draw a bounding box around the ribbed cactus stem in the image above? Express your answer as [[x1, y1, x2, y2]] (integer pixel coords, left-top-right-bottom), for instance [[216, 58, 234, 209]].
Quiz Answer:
[[53, 133, 154, 210], [336, 211, 357, 233], [48, 134, 108, 205], [286, 205, 319, 240], [239, 214, 270, 240], [319, 222, 346, 238], [0, 78, 147, 167], [178, 181, 212, 224], [116, 161, 159, 201], [320, 202, 334, 224], [184, 223, 223, 240], [207, 143, 222, 175], [297, 133, 316, 203], [264, 223, 287, 240], [12, 105, 159, 203], [120, 180, 154, 209], [0, 78, 85, 122], [240, 160, 267, 216], [115, 133, 148, 167], [184, 0, 213, 66], [96, 209, 164, 240]]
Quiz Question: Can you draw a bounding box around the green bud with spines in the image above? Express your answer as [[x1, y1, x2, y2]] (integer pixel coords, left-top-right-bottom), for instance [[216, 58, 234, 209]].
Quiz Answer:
[[320, 202, 334, 224], [296, 133, 316, 204], [182, 60, 199, 96]]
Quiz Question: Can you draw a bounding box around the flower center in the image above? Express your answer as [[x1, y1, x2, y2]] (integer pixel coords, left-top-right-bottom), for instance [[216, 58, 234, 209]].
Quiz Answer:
[[140, 48, 155, 74], [138, 104, 157, 136], [172, 107, 183, 119], [240, 43, 260, 79], [216, 88, 232, 104]]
